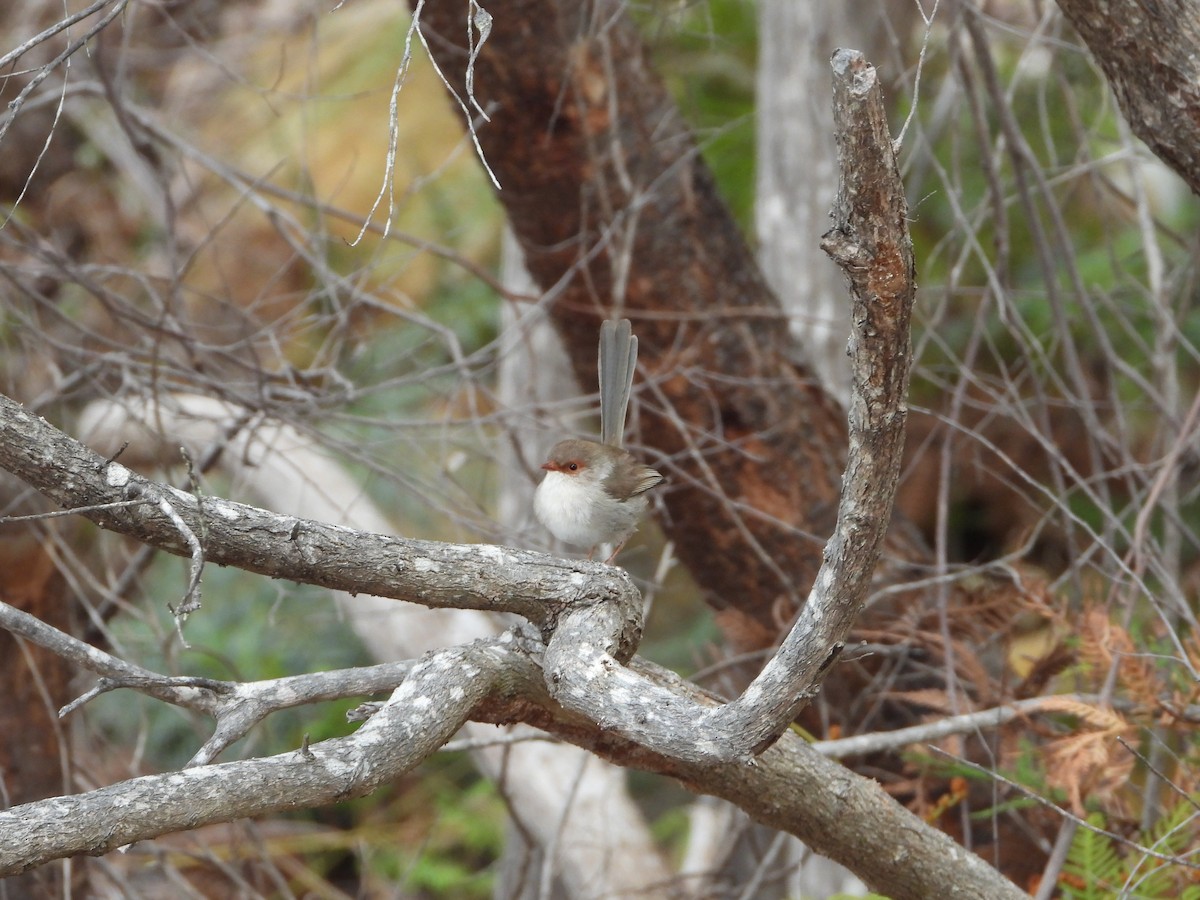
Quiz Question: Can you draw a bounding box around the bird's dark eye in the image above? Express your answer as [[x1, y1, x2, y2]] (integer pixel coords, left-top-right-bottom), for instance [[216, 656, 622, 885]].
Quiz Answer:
[[568, 462, 578, 471]]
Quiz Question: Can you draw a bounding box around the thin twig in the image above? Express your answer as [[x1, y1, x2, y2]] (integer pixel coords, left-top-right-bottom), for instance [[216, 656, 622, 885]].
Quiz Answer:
[[928, 747, 1200, 871]]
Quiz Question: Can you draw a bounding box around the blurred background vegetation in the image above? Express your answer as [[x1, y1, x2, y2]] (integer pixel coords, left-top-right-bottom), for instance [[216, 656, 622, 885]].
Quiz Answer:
[[3, 0, 1199, 895]]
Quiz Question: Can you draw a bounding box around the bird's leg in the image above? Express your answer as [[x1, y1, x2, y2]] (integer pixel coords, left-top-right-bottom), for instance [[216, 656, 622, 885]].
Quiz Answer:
[[603, 541, 627, 565]]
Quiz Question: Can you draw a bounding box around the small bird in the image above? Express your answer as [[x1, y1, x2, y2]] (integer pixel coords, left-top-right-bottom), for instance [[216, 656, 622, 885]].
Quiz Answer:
[[534, 319, 664, 563]]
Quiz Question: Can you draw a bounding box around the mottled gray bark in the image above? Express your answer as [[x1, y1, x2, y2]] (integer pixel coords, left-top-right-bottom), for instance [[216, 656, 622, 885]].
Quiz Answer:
[[1057, 0, 1200, 196]]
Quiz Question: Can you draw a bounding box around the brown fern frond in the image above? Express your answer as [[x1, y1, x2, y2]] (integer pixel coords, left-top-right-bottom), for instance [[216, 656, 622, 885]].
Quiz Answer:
[[1037, 697, 1130, 732], [1077, 608, 1161, 705], [1014, 641, 1074, 699], [1044, 728, 1135, 815]]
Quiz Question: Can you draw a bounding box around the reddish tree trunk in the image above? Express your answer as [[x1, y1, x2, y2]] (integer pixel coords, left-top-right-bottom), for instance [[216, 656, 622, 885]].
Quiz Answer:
[[418, 0, 925, 641], [0, 528, 75, 896]]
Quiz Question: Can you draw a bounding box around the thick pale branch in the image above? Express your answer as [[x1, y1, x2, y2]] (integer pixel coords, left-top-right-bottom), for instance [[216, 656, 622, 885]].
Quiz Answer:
[[1, 394, 739, 761], [0, 50, 913, 772], [0, 393, 643, 659], [535, 48, 917, 763], [0, 391, 1021, 894], [1, 394, 719, 763], [0, 580, 423, 767], [721, 47, 915, 750], [0, 640, 506, 876], [515, 656, 1026, 899], [0, 634, 1025, 898]]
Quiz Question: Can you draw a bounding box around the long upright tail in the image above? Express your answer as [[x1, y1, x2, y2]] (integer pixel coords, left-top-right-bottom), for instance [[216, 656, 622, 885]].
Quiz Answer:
[[598, 318, 637, 447]]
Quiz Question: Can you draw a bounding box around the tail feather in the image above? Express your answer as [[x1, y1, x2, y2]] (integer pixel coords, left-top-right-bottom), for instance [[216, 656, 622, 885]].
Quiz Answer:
[[598, 319, 636, 447]]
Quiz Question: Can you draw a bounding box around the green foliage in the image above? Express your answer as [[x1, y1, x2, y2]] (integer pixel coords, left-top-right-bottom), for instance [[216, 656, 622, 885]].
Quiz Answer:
[[429, 267, 502, 357], [967, 794, 1041, 821], [348, 755, 504, 898], [906, 21, 1198, 409], [1061, 803, 1200, 899], [642, 0, 758, 228], [89, 552, 372, 771], [1061, 813, 1125, 900], [649, 804, 691, 860]]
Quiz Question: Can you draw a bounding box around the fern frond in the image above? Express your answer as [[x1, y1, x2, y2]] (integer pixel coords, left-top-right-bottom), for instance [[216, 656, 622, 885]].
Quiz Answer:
[[1061, 812, 1123, 900]]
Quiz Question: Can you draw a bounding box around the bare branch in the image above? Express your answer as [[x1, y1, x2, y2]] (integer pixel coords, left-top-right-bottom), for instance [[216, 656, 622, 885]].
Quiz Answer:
[[0, 596, 414, 765], [0, 45, 915, 770], [521, 46, 921, 766], [0, 0, 130, 223], [0, 392, 643, 655], [813, 694, 1111, 759], [0, 631, 1026, 898], [0, 639, 506, 876]]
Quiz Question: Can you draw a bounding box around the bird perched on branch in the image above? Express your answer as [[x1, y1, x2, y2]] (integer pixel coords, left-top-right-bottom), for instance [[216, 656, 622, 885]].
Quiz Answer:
[[534, 319, 664, 563]]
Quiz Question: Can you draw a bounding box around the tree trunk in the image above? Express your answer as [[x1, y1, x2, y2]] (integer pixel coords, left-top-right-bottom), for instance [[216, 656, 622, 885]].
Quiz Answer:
[[1056, 0, 1200, 196], [0, 509, 75, 897], [755, 0, 914, 405], [416, 0, 926, 645]]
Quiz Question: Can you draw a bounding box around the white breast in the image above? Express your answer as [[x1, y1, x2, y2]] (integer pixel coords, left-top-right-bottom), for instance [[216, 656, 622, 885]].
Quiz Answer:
[[534, 470, 646, 548]]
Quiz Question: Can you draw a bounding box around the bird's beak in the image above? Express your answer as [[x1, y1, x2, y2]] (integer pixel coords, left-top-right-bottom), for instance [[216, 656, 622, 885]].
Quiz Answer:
[[540, 461, 555, 471]]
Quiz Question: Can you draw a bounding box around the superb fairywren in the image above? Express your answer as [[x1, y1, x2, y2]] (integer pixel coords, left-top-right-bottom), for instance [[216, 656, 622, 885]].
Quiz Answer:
[[534, 319, 663, 563]]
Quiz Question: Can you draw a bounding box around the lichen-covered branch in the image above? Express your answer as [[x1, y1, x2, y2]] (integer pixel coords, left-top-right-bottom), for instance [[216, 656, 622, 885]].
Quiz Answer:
[[0, 640, 506, 875], [0, 47, 913, 771], [0, 633, 1025, 898], [0, 393, 643, 659]]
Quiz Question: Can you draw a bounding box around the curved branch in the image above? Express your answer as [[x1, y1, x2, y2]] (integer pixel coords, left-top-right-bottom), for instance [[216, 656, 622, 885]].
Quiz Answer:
[[0, 635, 1025, 898], [0, 381, 1028, 896], [76, 394, 677, 897], [0, 639, 508, 876], [1056, 0, 1200, 196], [0, 46, 914, 770], [0, 393, 643, 659], [548, 49, 917, 761]]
